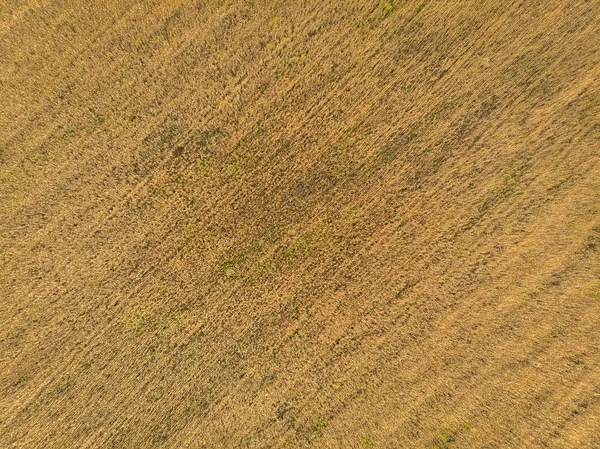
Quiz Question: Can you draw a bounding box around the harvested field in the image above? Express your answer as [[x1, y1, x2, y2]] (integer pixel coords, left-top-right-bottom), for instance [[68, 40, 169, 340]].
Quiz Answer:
[[1, 1, 600, 447]]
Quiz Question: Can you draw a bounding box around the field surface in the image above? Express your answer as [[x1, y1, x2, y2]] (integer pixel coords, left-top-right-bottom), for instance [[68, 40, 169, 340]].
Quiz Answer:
[[1, 1, 600, 448]]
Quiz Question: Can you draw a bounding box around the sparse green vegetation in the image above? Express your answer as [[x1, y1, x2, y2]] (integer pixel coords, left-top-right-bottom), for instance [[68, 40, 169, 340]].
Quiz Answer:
[[221, 252, 246, 277], [307, 416, 330, 443], [380, 0, 398, 18], [430, 429, 457, 449], [362, 436, 377, 447], [285, 233, 314, 260]]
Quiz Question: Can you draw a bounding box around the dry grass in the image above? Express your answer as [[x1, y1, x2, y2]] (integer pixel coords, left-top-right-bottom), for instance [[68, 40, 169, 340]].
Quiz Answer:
[[1, 1, 599, 447]]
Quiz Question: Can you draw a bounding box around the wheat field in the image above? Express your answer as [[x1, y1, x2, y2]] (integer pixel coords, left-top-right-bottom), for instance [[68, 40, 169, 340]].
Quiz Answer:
[[1, 1, 599, 448]]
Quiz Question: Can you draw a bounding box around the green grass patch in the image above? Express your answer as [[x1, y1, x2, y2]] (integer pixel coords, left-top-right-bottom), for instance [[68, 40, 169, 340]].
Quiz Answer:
[[221, 252, 246, 277], [362, 436, 376, 447]]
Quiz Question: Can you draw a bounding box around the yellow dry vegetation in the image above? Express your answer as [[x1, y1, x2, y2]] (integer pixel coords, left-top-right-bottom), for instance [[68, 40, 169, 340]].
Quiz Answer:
[[1, 1, 599, 447]]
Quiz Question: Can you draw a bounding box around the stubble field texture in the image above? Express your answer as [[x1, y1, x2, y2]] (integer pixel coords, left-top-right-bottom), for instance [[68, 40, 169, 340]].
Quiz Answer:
[[1, 0, 600, 448]]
